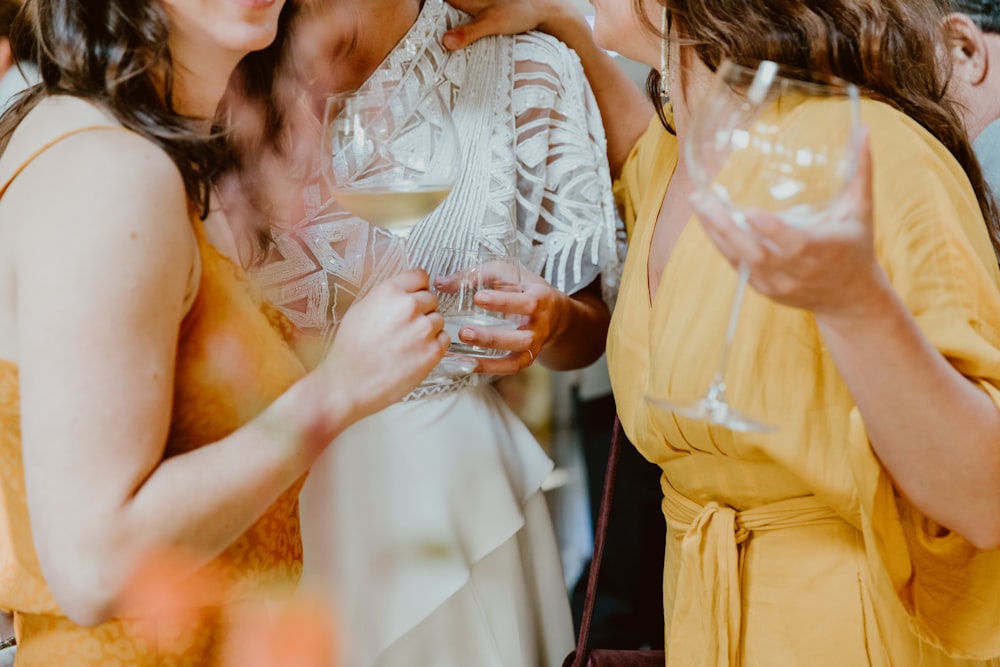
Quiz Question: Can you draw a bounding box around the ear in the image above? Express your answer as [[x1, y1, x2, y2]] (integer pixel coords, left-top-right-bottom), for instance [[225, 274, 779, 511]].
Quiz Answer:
[[944, 13, 989, 86]]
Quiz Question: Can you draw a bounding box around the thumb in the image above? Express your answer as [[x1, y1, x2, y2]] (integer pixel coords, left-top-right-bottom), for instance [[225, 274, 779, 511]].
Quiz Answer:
[[442, 11, 500, 50]]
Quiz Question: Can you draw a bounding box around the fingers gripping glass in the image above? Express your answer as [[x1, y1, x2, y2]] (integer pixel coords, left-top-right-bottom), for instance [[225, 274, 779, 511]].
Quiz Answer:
[[644, 59, 861, 433], [430, 247, 523, 359]]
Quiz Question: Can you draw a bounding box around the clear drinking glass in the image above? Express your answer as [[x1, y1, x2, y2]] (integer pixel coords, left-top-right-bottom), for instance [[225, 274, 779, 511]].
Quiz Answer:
[[430, 247, 523, 359], [644, 59, 861, 432], [321, 84, 476, 378]]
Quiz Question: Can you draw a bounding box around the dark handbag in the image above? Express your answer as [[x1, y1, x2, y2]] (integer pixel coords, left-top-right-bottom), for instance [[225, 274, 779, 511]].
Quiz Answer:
[[561, 417, 666, 667]]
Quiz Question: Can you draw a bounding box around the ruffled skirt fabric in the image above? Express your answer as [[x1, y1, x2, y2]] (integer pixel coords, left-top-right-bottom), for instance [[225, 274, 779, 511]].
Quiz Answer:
[[298, 383, 574, 666]]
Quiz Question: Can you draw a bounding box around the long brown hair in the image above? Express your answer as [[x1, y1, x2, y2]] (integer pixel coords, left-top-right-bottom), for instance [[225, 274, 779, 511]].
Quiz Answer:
[[638, 0, 1000, 260], [0, 0, 299, 219]]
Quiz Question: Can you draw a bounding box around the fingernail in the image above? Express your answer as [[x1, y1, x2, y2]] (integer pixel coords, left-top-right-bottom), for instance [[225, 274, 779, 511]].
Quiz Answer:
[[442, 32, 460, 50]]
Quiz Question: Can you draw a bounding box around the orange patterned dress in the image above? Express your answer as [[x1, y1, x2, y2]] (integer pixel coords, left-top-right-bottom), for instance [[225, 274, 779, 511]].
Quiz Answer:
[[0, 127, 309, 666]]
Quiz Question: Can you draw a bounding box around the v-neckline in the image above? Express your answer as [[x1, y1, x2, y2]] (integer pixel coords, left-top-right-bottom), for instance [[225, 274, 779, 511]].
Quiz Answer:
[[644, 148, 684, 310]]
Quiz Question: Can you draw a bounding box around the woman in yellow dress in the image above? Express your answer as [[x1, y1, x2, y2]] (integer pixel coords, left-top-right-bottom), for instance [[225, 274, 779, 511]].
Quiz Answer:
[[0, 1, 449, 664], [445, 0, 1000, 664]]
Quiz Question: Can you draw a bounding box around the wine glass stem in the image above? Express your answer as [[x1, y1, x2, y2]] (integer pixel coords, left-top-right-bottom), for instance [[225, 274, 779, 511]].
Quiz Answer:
[[393, 232, 410, 269], [705, 263, 751, 405]]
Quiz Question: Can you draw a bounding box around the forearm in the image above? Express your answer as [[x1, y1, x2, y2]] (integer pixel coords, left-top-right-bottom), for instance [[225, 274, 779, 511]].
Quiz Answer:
[[816, 270, 1000, 548], [539, 280, 610, 371], [44, 373, 353, 626], [536, 1, 652, 175]]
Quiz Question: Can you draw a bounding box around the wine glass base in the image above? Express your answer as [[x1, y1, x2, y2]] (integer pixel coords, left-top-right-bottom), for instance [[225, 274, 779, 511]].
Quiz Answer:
[[644, 394, 777, 433], [424, 354, 478, 383]]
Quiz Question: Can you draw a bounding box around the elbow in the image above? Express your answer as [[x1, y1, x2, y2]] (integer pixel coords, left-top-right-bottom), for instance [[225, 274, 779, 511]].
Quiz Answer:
[[964, 517, 1000, 552], [38, 539, 129, 627], [46, 562, 123, 627], [49, 583, 118, 628], [943, 498, 1000, 551]]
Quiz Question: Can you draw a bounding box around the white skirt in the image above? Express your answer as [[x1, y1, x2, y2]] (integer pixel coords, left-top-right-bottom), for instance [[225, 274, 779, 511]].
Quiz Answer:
[[298, 383, 574, 666]]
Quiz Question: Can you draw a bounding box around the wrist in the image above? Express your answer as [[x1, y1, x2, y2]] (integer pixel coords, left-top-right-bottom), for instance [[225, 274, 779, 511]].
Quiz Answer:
[[270, 373, 356, 471], [812, 263, 896, 334], [538, 0, 590, 43], [543, 290, 575, 353]]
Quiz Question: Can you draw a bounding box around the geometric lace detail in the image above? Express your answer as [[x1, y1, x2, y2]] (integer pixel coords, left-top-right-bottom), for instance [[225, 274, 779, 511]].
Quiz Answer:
[[252, 0, 623, 396]]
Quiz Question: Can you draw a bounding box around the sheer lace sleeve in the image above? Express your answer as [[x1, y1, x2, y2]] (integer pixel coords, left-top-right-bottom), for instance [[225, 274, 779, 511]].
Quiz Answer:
[[506, 32, 624, 305]]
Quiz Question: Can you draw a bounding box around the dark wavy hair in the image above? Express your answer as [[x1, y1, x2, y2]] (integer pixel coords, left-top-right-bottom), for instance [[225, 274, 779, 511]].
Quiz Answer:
[[638, 0, 1000, 260], [0, 0, 299, 219]]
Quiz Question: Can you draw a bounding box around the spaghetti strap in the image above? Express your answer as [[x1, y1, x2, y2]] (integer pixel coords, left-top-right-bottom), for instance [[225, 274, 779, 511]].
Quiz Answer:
[[0, 125, 134, 198], [0, 122, 205, 315]]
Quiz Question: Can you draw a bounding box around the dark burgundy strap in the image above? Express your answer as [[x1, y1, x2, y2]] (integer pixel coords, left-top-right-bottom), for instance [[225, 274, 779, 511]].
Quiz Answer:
[[571, 416, 625, 667]]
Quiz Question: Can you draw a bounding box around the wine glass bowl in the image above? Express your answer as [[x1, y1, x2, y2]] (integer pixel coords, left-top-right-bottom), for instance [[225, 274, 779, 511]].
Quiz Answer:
[[688, 61, 860, 228], [320, 85, 462, 239], [644, 59, 861, 432]]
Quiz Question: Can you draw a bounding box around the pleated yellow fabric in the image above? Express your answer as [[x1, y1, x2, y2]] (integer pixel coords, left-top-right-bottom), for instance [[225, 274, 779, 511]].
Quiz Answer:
[[0, 127, 308, 666], [607, 100, 1000, 666]]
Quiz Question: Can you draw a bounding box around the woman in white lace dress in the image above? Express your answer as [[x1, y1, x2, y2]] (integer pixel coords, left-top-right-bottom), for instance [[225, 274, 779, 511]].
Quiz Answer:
[[250, 1, 621, 664]]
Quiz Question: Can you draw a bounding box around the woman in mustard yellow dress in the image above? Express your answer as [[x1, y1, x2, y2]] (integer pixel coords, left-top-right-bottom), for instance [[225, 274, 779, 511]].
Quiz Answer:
[[445, 0, 1000, 664], [0, 1, 449, 665]]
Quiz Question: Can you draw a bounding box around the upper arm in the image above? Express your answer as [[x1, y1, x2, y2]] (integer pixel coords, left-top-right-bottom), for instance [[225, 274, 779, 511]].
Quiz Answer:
[[511, 33, 621, 298], [7, 129, 197, 565]]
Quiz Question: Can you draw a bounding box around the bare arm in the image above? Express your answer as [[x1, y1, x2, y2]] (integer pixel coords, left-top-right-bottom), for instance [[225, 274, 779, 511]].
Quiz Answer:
[[8, 130, 447, 626], [817, 274, 1000, 550], [443, 0, 652, 175]]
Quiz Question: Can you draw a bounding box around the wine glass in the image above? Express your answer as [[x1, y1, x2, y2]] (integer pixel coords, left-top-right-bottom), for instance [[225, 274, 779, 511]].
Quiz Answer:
[[429, 247, 523, 359], [321, 84, 461, 243], [321, 84, 475, 378], [645, 59, 861, 432]]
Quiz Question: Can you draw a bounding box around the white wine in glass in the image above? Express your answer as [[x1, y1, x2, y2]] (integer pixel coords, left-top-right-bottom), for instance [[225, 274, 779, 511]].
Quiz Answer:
[[329, 185, 452, 235], [644, 59, 861, 432]]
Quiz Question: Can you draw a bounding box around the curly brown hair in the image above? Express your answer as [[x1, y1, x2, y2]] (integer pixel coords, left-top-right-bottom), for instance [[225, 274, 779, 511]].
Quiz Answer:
[[0, 0, 299, 219], [638, 0, 1000, 260]]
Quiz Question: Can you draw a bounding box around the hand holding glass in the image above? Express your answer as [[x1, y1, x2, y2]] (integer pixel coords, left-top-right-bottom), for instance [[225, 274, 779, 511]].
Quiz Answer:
[[644, 59, 861, 432], [431, 248, 523, 359]]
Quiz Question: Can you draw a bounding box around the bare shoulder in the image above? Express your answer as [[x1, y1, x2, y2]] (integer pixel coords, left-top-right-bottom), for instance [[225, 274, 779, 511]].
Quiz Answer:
[[0, 95, 184, 204], [0, 95, 194, 284]]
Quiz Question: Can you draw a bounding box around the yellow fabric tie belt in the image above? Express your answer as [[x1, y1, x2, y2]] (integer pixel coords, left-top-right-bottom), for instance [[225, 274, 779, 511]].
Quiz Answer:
[[661, 483, 844, 666]]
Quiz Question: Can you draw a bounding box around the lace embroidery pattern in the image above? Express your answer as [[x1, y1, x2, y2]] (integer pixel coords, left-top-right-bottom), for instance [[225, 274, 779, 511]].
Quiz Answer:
[[254, 0, 622, 398]]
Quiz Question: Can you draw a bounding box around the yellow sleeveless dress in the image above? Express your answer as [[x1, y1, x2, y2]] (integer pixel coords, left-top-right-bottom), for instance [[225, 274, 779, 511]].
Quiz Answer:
[[608, 101, 1000, 665], [0, 127, 308, 666]]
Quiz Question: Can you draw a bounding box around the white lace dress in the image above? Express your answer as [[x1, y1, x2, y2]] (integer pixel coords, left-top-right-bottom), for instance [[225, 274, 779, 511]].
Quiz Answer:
[[253, 2, 620, 665]]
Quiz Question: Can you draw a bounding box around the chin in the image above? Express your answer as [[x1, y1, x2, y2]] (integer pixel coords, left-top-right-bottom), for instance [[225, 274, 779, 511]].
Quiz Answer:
[[222, 25, 281, 54]]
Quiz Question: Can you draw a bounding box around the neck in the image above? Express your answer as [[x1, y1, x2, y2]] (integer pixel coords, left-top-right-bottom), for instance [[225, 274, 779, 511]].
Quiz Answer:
[[671, 49, 712, 162], [329, 0, 423, 92], [172, 58, 239, 129]]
